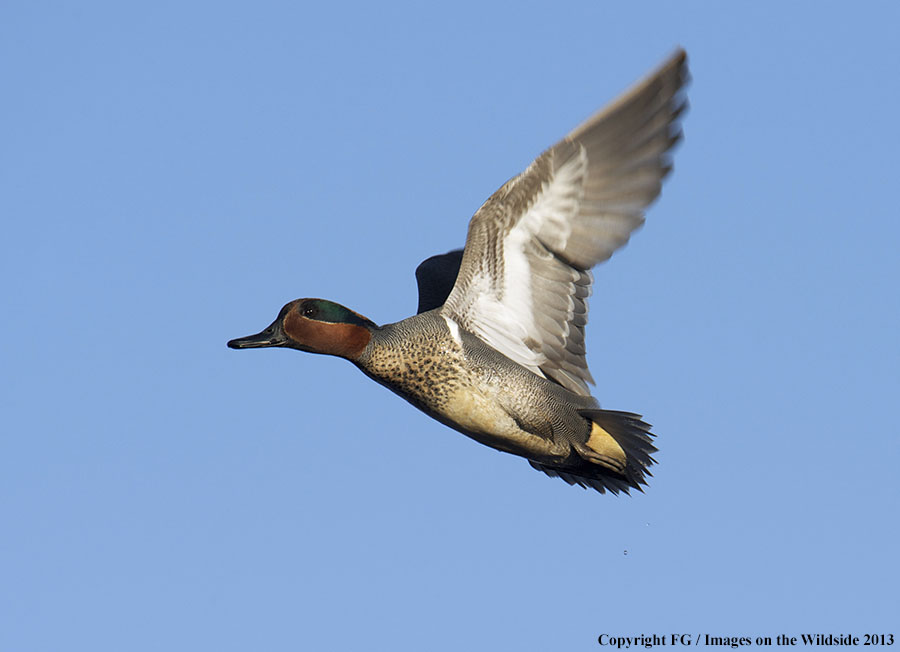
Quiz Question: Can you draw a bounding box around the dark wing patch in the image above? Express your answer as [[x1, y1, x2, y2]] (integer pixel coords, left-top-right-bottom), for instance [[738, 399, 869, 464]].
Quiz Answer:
[[415, 249, 465, 314]]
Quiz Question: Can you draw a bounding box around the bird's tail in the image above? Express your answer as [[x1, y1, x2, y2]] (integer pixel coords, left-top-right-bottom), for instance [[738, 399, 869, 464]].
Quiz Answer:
[[529, 410, 657, 495]]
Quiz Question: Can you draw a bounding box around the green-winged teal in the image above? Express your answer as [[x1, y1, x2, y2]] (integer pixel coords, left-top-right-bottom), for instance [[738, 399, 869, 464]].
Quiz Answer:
[[229, 50, 688, 494]]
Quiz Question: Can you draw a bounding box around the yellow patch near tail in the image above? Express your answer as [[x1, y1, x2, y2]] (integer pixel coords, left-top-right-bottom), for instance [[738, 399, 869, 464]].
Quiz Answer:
[[586, 421, 627, 472]]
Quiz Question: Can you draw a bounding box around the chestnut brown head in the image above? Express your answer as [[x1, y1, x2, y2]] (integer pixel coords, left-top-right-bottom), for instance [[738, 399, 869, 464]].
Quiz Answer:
[[227, 299, 376, 360]]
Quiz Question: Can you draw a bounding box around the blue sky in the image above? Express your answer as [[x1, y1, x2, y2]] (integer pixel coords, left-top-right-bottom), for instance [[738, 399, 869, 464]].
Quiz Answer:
[[2, 2, 898, 650]]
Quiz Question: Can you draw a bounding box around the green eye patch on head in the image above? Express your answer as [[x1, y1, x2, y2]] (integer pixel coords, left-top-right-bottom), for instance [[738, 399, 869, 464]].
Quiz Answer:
[[300, 299, 375, 328]]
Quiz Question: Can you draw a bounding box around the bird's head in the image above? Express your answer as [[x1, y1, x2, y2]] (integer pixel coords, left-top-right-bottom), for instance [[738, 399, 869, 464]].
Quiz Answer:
[[227, 298, 376, 360]]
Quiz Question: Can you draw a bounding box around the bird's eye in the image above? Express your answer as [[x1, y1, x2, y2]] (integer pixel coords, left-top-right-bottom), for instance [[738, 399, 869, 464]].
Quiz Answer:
[[302, 303, 317, 318]]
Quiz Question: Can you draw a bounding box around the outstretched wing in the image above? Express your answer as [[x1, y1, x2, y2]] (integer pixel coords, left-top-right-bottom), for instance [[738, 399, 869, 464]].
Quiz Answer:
[[442, 49, 688, 395]]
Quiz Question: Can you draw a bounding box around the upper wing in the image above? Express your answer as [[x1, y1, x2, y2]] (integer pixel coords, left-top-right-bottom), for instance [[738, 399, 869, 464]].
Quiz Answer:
[[441, 49, 688, 395]]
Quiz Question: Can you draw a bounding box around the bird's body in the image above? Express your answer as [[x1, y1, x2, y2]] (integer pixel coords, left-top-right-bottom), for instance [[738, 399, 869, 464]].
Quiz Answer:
[[357, 309, 597, 461], [229, 50, 689, 494]]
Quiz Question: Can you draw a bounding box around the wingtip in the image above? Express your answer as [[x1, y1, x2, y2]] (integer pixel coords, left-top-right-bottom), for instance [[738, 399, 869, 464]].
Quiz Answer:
[[663, 47, 690, 86], [669, 46, 688, 66]]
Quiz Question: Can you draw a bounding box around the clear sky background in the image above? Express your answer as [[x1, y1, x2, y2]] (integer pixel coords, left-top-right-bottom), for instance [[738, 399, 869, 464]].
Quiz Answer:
[[2, 2, 898, 651]]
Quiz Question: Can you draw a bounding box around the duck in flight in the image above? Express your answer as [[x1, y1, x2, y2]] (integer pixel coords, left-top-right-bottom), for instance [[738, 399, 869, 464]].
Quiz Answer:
[[228, 50, 688, 494]]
